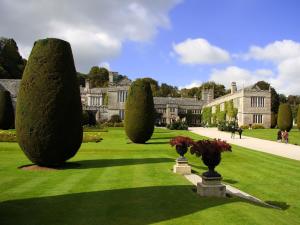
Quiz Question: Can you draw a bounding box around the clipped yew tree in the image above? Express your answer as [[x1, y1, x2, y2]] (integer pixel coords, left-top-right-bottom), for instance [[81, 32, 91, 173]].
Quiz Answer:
[[16, 38, 83, 166], [0, 90, 14, 130], [297, 105, 300, 130], [125, 79, 155, 143], [277, 103, 293, 132]]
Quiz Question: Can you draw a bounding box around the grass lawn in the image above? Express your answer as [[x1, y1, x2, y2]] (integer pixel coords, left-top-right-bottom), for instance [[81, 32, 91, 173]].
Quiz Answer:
[[243, 128, 300, 145], [1, 128, 300, 225]]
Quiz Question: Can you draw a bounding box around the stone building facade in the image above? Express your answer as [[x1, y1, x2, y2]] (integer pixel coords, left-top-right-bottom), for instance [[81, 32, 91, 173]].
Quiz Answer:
[[203, 82, 272, 128], [0, 74, 272, 127]]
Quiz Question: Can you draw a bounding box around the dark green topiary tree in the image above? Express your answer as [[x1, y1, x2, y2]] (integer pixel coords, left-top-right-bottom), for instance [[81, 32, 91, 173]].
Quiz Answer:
[[271, 112, 277, 128], [125, 79, 155, 143], [16, 38, 83, 167], [0, 90, 14, 129], [297, 105, 300, 130], [277, 103, 293, 132]]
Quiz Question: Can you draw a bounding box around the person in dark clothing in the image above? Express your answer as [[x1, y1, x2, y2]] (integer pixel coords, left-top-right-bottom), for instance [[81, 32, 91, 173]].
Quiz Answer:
[[237, 127, 243, 139], [277, 130, 282, 142]]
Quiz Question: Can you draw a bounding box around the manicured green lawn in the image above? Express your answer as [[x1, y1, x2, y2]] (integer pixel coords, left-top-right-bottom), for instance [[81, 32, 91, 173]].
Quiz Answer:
[[243, 128, 300, 145], [0, 128, 300, 225]]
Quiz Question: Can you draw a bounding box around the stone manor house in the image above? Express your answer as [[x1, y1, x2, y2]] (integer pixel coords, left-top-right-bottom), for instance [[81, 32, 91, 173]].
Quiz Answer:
[[0, 71, 272, 127]]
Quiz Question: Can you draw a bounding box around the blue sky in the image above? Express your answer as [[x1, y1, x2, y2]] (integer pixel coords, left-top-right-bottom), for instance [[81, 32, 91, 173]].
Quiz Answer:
[[1, 0, 300, 94], [110, 0, 300, 93]]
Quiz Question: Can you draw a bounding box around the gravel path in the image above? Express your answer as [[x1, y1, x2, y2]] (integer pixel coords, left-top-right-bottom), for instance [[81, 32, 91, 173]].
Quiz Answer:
[[189, 127, 300, 161]]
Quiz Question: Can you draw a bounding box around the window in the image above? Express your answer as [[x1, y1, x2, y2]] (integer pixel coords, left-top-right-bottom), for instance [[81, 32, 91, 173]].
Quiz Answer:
[[118, 91, 128, 102], [253, 114, 263, 124], [119, 109, 125, 120], [157, 108, 166, 114], [251, 97, 265, 107], [170, 108, 175, 113]]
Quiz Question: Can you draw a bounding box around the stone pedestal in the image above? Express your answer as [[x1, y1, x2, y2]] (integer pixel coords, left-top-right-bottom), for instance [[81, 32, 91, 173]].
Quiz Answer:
[[173, 157, 191, 175], [197, 176, 226, 197]]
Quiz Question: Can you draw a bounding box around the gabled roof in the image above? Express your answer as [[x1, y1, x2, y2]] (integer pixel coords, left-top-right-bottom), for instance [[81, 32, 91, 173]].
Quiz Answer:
[[154, 97, 204, 107]]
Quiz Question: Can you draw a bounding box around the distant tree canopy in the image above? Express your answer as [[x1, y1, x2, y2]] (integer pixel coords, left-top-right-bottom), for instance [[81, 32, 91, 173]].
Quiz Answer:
[[180, 81, 227, 99], [0, 37, 26, 79], [88, 66, 109, 88]]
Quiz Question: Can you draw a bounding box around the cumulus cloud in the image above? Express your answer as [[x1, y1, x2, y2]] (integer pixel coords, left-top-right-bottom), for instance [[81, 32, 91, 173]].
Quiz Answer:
[[0, 0, 180, 72], [173, 38, 230, 65], [245, 40, 300, 63], [179, 80, 202, 89]]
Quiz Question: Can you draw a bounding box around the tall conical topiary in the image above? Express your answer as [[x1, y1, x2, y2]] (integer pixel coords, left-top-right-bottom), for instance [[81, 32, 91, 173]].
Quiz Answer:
[[16, 38, 83, 166], [277, 103, 293, 132], [297, 105, 300, 130], [0, 90, 14, 130], [125, 79, 155, 143]]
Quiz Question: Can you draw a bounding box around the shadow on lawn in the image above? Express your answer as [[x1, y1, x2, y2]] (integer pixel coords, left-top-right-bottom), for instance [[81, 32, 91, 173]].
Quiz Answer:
[[0, 185, 272, 225], [65, 158, 174, 169]]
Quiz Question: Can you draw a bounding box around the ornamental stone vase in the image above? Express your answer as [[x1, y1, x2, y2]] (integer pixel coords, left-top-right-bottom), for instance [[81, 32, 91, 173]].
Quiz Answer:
[[176, 145, 188, 158], [201, 150, 221, 177]]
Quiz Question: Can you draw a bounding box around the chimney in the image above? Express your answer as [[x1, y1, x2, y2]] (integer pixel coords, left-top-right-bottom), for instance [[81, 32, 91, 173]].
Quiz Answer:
[[85, 78, 90, 90], [231, 82, 237, 94], [109, 71, 114, 83]]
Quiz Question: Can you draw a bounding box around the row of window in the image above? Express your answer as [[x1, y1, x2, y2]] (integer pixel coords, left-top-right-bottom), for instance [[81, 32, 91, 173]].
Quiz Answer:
[[89, 96, 102, 106], [118, 91, 128, 103], [251, 97, 265, 107], [253, 114, 263, 124], [156, 108, 201, 114]]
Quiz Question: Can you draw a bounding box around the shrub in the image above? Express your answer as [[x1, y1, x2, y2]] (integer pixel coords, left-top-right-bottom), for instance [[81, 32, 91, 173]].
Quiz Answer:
[[240, 125, 249, 129], [0, 130, 17, 142], [114, 122, 124, 127], [82, 110, 96, 126], [217, 121, 237, 131], [82, 133, 102, 143], [0, 90, 14, 130], [110, 114, 121, 123], [297, 105, 300, 130], [16, 38, 83, 167], [125, 79, 155, 143], [167, 121, 188, 130], [277, 103, 293, 131], [252, 124, 265, 129], [271, 112, 277, 128]]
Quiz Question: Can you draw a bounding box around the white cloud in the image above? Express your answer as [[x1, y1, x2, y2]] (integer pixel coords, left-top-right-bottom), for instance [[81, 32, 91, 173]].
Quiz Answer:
[[179, 80, 202, 89], [173, 38, 230, 65], [246, 40, 300, 63], [209, 66, 260, 88], [99, 62, 110, 70], [0, 0, 180, 72]]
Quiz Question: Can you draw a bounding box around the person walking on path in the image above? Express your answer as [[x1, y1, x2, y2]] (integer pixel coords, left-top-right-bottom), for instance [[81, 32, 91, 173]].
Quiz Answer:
[[277, 130, 282, 142], [282, 130, 289, 144], [237, 127, 243, 139], [231, 125, 235, 139]]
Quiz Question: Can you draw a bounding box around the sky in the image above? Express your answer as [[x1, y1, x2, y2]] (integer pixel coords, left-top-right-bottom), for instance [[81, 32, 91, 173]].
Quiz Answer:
[[1, 0, 300, 95]]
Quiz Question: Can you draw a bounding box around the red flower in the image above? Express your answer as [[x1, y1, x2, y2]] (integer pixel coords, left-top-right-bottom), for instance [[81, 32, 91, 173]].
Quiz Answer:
[[190, 139, 232, 157], [170, 136, 194, 148]]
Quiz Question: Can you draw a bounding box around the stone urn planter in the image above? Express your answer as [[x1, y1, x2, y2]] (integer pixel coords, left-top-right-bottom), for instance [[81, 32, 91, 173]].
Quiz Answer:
[[170, 136, 194, 175], [190, 139, 232, 197]]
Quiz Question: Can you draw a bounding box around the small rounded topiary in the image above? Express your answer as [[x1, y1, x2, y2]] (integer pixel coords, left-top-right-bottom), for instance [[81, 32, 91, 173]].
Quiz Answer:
[[297, 105, 300, 130], [16, 38, 83, 166], [125, 79, 155, 143], [0, 90, 14, 129], [277, 103, 293, 132]]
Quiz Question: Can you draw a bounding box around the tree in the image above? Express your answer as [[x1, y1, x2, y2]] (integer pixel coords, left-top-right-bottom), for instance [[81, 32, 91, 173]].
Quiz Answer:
[[16, 38, 83, 167], [88, 66, 109, 87], [125, 79, 155, 143], [297, 105, 300, 130], [0, 37, 26, 79], [277, 103, 293, 132], [158, 83, 180, 97], [0, 90, 14, 130], [142, 77, 159, 96], [279, 94, 287, 103], [271, 112, 277, 128], [255, 81, 280, 113]]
